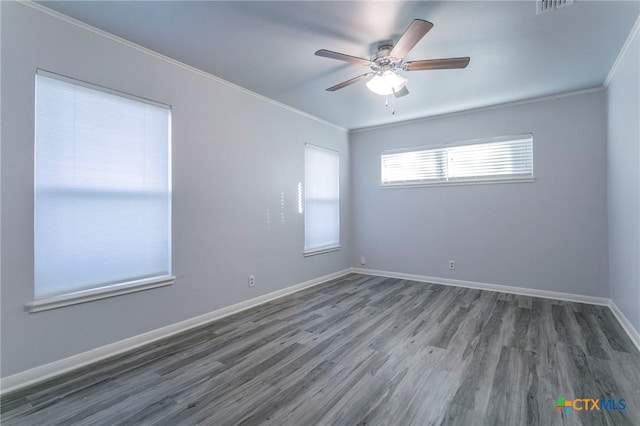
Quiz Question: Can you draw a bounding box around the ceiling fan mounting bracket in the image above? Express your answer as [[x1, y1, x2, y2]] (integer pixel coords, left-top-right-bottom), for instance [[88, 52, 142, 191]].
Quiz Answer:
[[375, 43, 394, 54]]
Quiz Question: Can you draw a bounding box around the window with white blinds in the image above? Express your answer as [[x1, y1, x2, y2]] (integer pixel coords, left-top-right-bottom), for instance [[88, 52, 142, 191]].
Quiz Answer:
[[381, 134, 534, 186], [33, 70, 172, 309], [304, 144, 340, 254]]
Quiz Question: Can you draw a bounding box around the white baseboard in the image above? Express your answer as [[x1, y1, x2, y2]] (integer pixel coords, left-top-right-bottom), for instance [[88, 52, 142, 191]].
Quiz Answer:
[[609, 300, 640, 353], [353, 268, 640, 351], [3, 267, 638, 395], [0, 268, 352, 395], [352, 267, 610, 306]]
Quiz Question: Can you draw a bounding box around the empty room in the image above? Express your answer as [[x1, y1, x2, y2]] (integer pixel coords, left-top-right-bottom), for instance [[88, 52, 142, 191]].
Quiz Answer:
[[1, 0, 639, 424]]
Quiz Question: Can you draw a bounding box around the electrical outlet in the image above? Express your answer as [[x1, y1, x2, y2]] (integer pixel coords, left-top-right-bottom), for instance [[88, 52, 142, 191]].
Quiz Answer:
[[448, 260, 455, 270], [360, 256, 366, 265], [248, 275, 255, 287]]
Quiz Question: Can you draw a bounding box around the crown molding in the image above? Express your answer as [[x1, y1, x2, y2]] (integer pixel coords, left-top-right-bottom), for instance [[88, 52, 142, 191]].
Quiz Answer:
[[17, 0, 348, 133], [604, 13, 640, 87]]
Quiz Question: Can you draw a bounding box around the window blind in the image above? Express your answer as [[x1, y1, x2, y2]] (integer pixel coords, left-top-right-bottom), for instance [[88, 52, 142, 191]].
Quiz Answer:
[[34, 70, 172, 300], [304, 144, 340, 252], [381, 135, 533, 186]]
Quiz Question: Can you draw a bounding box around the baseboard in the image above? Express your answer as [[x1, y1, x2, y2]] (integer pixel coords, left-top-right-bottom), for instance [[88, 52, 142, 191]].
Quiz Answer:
[[609, 300, 640, 352], [0, 268, 352, 396], [351, 267, 610, 306], [353, 267, 640, 351], [3, 268, 636, 395]]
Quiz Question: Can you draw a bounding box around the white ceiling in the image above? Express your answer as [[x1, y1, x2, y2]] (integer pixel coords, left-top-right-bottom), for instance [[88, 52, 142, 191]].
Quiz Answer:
[[39, 1, 640, 130]]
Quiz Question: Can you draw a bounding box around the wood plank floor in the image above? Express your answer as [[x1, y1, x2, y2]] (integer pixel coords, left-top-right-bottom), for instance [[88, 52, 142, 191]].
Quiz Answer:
[[2, 274, 639, 425]]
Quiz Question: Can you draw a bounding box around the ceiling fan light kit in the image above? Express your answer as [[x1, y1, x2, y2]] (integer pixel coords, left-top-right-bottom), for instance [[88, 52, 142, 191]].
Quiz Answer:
[[315, 18, 470, 113], [366, 70, 408, 96]]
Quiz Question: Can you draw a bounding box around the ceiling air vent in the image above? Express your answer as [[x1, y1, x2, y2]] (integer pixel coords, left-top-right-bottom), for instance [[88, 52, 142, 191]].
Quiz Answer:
[[537, 0, 574, 15]]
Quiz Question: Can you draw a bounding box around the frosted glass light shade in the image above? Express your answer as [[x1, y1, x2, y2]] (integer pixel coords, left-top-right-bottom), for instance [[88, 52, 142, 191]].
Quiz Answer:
[[366, 71, 408, 95]]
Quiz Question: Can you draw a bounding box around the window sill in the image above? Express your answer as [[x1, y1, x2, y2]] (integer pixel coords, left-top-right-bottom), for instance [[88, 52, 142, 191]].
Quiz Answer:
[[26, 276, 175, 313], [303, 245, 342, 257], [381, 176, 536, 189]]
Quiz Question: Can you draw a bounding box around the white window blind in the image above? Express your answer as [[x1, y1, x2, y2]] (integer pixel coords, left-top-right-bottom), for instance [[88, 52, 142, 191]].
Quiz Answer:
[[34, 70, 172, 302], [381, 134, 534, 186], [304, 144, 340, 253]]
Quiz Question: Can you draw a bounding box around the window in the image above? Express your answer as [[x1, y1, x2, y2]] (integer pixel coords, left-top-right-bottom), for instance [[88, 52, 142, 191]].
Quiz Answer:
[[381, 134, 534, 186], [304, 144, 340, 255], [32, 70, 172, 311]]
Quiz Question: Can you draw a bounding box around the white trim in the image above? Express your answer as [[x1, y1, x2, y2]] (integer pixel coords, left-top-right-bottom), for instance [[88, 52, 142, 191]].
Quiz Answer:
[[350, 87, 604, 133], [304, 143, 339, 155], [351, 267, 610, 306], [303, 245, 342, 257], [381, 177, 536, 189], [18, 1, 616, 134], [36, 68, 171, 109], [26, 276, 176, 313], [604, 13, 640, 87], [380, 134, 534, 187], [353, 268, 640, 353], [4, 268, 640, 395], [0, 268, 351, 395], [608, 300, 640, 353], [19, 1, 347, 133], [20, 0, 636, 131]]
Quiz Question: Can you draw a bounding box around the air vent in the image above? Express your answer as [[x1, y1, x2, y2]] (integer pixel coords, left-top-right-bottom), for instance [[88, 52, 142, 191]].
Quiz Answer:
[[537, 0, 574, 15]]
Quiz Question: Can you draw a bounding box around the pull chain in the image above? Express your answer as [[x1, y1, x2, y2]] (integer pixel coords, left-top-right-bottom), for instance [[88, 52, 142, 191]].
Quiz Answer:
[[383, 95, 397, 115]]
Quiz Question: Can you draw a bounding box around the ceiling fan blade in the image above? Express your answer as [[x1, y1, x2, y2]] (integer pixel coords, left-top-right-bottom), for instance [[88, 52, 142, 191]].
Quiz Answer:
[[393, 86, 409, 98], [403, 57, 470, 71], [315, 49, 372, 66], [326, 73, 373, 91], [389, 19, 434, 60]]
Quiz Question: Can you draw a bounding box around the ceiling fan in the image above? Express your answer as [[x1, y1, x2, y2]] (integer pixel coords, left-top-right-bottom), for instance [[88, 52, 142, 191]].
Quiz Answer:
[[315, 19, 470, 99]]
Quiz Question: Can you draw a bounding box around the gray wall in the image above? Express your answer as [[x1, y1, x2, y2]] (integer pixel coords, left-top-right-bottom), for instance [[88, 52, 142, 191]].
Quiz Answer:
[[350, 91, 609, 297], [607, 29, 640, 334], [1, 2, 350, 377]]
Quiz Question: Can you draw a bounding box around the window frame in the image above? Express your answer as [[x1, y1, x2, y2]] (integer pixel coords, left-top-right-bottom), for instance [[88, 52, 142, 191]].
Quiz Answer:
[[303, 143, 341, 256], [29, 69, 174, 312], [380, 134, 535, 188]]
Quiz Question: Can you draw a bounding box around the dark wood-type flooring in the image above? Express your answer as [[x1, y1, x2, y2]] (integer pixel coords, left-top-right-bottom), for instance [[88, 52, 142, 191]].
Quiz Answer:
[[2, 274, 639, 425]]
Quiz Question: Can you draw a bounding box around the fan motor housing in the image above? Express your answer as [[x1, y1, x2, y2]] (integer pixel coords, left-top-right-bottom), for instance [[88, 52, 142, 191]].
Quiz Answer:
[[371, 44, 402, 72]]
